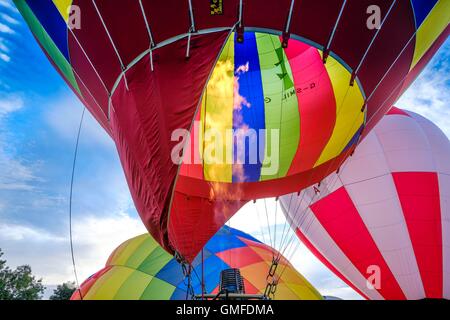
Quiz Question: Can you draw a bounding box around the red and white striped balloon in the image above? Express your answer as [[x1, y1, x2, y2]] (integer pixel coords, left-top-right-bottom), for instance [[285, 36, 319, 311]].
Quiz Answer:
[[280, 107, 450, 300]]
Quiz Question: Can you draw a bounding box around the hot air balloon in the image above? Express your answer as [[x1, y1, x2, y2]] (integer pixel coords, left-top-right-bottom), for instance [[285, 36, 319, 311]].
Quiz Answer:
[[280, 107, 450, 300], [14, 0, 450, 261], [70, 226, 323, 300]]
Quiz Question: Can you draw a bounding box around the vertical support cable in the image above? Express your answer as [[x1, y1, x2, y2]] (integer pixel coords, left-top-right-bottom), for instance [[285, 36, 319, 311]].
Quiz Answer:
[[68, 27, 110, 96], [149, 50, 154, 72], [69, 107, 85, 300], [71, 68, 104, 117], [236, 0, 244, 43], [282, 0, 295, 48], [186, 0, 196, 58], [350, 0, 397, 85], [363, 36, 420, 128], [323, 0, 347, 63], [364, 29, 417, 110], [138, 0, 156, 72], [139, 0, 155, 47], [186, 32, 192, 58], [238, 0, 243, 27], [188, 0, 196, 32], [92, 0, 129, 90], [108, 98, 114, 124], [68, 27, 112, 120], [285, 0, 295, 33]]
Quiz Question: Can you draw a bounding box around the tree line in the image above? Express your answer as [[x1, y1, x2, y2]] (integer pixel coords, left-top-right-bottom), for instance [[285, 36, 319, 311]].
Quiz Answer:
[[0, 248, 76, 300]]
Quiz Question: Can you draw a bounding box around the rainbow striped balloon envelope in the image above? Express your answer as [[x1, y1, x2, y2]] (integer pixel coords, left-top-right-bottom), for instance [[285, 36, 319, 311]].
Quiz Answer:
[[71, 226, 323, 300], [180, 32, 365, 184], [15, 0, 450, 262]]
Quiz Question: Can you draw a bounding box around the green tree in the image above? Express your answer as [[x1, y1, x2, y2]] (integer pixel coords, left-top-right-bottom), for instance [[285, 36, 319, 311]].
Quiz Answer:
[[49, 282, 76, 300], [0, 248, 45, 300]]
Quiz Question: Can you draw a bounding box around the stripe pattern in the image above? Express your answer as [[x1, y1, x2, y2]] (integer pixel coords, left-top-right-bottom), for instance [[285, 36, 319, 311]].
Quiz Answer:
[[15, 0, 78, 91], [280, 107, 450, 299], [186, 32, 365, 183], [71, 226, 323, 300], [410, 0, 449, 70]]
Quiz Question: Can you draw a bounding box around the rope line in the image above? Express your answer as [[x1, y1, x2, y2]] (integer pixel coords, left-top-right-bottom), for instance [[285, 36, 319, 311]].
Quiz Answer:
[[69, 107, 85, 300]]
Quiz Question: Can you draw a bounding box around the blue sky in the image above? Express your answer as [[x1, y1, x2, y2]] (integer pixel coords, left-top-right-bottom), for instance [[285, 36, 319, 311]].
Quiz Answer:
[[0, 0, 448, 299]]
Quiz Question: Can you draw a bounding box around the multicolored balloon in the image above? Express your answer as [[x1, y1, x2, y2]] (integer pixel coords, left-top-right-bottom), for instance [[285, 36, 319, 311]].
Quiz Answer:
[[280, 107, 450, 300], [15, 0, 450, 261], [71, 226, 323, 300]]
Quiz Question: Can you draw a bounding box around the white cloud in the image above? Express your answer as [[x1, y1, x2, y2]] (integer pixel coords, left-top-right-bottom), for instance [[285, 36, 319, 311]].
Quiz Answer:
[[0, 94, 23, 115], [1, 13, 19, 25], [0, 38, 9, 52], [0, 148, 39, 191], [0, 52, 9, 62], [71, 213, 147, 280], [0, 35, 11, 63], [0, 223, 65, 242], [0, 8, 16, 63], [0, 213, 146, 289], [45, 94, 114, 149], [0, 78, 10, 90], [0, 22, 14, 34], [397, 42, 450, 138], [0, 89, 142, 293], [0, 95, 38, 191], [0, 0, 16, 12]]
